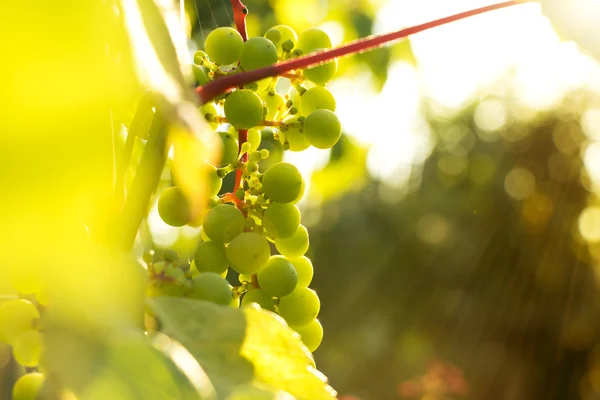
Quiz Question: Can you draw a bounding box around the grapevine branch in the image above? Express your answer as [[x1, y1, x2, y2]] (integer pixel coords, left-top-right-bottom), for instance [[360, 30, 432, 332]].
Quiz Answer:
[[197, 0, 537, 105]]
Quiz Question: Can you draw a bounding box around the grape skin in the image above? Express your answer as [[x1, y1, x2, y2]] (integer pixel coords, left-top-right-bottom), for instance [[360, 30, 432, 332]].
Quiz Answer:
[[0, 299, 40, 345], [299, 87, 336, 116], [12, 330, 43, 367], [262, 162, 304, 203], [194, 241, 229, 275], [240, 37, 278, 71], [280, 119, 310, 152], [203, 204, 245, 243], [157, 186, 191, 227], [216, 131, 239, 167], [278, 287, 320, 326], [12, 373, 45, 400], [275, 225, 309, 259], [262, 203, 301, 239], [303, 53, 338, 85], [257, 256, 298, 298], [205, 27, 244, 65], [241, 289, 275, 311], [224, 90, 265, 130], [190, 272, 233, 306], [264, 25, 298, 53], [289, 256, 314, 287], [225, 232, 271, 275], [297, 28, 332, 53], [291, 319, 323, 352], [303, 109, 342, 149]]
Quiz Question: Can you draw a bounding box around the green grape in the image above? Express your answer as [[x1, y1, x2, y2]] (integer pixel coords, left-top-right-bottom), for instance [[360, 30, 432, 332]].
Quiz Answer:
[[303, 52, 338, 85], [247, 128, 262, 152], [147, 280, 188, 297], [264, 25, 298, 53], [224, 90, 264, 130], [200, 102, 219, 129], [12, 373, 45, 400], [200, 226, 210, 242], [205, 27, 244, 65], [299, 87, 336, 115], [241, 289, 275, 311], [262, 162, 304, 203], [303, 109, 342, 149], [230, 296, 240, 308], [291, 319, 323, 352], [290, 256, 313, 287], [193, 65, 208, 85], [280, 120, 310, 152], [164, 264, 187, 283], [257, 256, 298, 298], [157, 186, 191, 227], [278, 287, 320, 326], [205, 164, 223, 197], [0, 299, 40, 344], [193, 50, 207, 65], [239, 37, 278, 71], [12, 330, 43, 367], [225, 232, 270, 274], [190, 273, 232, 306], [260, 92, 285, 120], [216, 131, 239, 167], [162, 249, 178, 262], [153, 261, 167, 274], [249, 151, 262, 163], [203, 204, 245, 243], [275, 225, 309, 258], [263, 203, 300, 239], [297, 28, 332, 53], [238, 274, 252, 283], [194, 241, 229, 275]]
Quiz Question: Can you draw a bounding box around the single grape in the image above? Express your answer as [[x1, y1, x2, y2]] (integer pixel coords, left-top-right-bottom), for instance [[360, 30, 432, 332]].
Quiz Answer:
[[12, 330, 43, 367], [194, 241, 229, 275], [205, 27, 244, 65], [224, 90, 264, 130], [193, 65, 208, 85], [303, 109, 342, 149], [262, 203, 301, 239], [290, 256, 313, 287], [157, 186, 191, 227], [230, 296, 240, 308], [299, 87, 336, 116], [193, 50, 207, 65], [291, 319, 323, 352], [0, 299, 40, 344], [12, 373, 45, 400], [225, 232, 271, 275], [280, 120, 310, 152], [216, 131, 239, 167], [247, 128, 262, 152], [264, 25, 298, 53], [200, 226, 210, 242], [303, 52, 338, 85], [205, 164, 223, 197], [190, 273, 232, 305], [262, 162, 304, 203], [297, 28, 332, 53], [257, 256, 298, 298], [200, 102, 219, 130], [238, 274, 251, 283], [240, 37, 278, 71], [275, 225, 309, 258], [203, 204, 245, 243], [260, 92, 285, 120], [241, 289, 275, 311], [278, 287, 320, 326]]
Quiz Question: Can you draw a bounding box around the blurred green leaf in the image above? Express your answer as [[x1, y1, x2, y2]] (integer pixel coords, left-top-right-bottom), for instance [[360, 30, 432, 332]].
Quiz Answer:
[[150, 297, 336, 400]]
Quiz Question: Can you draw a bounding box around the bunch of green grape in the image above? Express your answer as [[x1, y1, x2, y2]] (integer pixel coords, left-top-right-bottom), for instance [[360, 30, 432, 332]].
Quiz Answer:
[[0, 284, 47, 399], [153, 25, 341, 353]]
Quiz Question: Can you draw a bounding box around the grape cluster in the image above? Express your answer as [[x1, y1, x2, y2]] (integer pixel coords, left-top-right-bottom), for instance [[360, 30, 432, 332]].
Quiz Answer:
[[153, 25, 342, 353], [0, 285, 46, 399]]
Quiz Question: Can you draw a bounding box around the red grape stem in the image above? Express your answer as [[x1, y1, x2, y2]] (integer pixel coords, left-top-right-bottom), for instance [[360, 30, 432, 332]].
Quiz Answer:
[[198, 0, 537, 105]]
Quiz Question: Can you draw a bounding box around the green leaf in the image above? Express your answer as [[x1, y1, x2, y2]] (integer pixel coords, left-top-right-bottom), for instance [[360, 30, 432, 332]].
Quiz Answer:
[[149, 297, 337, 400]]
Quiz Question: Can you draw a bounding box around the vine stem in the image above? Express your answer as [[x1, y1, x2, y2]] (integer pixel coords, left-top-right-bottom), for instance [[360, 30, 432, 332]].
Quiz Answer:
[[197, 0, 537, 105]]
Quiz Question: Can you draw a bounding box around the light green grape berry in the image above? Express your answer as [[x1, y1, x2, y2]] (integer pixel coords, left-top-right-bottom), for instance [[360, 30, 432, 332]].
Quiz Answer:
[[12, 373, 45, 400], [278, 287, 320, 326], [275, 224, 309, 258], [200, 102, 219, 129], [203, 204, 245, 243], [299, 87, 336, 116], [193, 50, 207, 65], [303, 52, 338, 85], [260, 92, 285, 120], [205, 165, 223, 197], [224, 90, 264, 130], [238, 274, 252, 283], [257, 256, 298, 298], [190, 272, 232, 305], [241, 289, 275, 311], [205, 27, 244, 65], [290, 256, 313, 287], [291, 319, 323, 352], [247, 128, 262, 152], [297, 28, 332, 53], [158, 186, 191, 227], [193, 65, 208, 86], [225, 232, 270, 274], [262, 203, 300, 239], [262, 162, 304, 203], [0, 299, 40, 344], [12, 330, 43, 367], [240, 37, 278, 71], [216, 131, 239, 167], [194, 241, 229, 275], [280, 120, 310, 152], [230, 296, 240, 308], [265, 25, 298, 53], [303, 109, 342, 149]]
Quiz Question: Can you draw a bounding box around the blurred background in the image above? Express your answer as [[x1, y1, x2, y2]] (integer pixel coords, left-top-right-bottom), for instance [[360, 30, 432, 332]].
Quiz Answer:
[[3, 0, 600, 399], [169, 0, 600, 398]]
